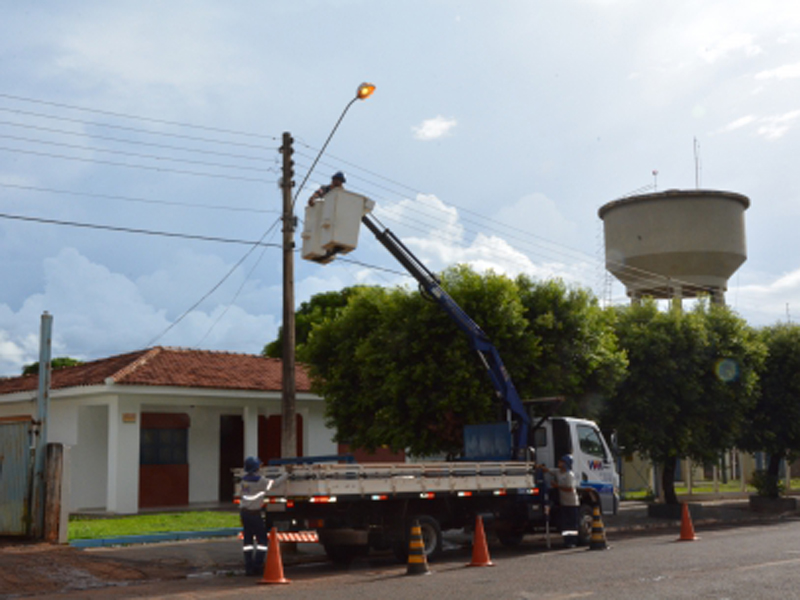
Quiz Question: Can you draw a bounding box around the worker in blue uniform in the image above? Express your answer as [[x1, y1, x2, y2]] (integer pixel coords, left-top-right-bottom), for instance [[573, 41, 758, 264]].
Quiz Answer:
[[239, 456, 269, 575], [308, 171, 346, 206]]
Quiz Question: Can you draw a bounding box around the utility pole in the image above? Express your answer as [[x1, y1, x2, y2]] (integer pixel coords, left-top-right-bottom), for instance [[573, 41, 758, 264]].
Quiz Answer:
[[31, 311, 53, 538], [280, 132, 297, 458]]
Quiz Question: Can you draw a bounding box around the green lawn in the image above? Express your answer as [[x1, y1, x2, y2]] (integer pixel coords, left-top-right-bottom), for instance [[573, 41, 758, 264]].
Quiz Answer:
[[69, 511, 241, 541], [622, 478, 800, 501]]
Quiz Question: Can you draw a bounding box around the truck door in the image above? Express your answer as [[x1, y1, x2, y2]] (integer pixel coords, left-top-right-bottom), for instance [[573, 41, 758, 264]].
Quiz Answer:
[[575, 423, 618, 514], [551, 418, 572, 463]]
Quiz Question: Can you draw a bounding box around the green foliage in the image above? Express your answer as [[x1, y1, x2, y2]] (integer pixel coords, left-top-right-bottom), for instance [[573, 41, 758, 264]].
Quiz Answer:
[[602, 299, 764, 503], [68, 511, 240, 540], [263, 287, 370, 358], [749, 469, 785, 498], [302, 266, 625, 457], [739, 323, 800, 483], [516, 277, 627, 416], [22, 357, 83, 376]]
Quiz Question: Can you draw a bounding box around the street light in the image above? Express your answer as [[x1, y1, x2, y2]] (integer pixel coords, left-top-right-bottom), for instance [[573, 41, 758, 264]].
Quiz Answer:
[[291, 82, 376, 210], [281, 83, 375, 459]]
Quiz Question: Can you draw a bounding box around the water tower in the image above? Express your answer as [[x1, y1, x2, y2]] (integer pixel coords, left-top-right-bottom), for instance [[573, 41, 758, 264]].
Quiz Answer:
[[598, 189, 749, 305]]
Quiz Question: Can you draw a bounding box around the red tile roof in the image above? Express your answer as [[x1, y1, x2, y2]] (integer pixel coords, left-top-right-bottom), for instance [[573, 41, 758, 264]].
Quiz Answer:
[[0, 347, 313, 396]]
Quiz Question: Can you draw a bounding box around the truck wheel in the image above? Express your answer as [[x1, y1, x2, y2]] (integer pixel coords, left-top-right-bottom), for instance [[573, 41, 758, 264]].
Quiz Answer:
[[392, 515, 443, 563], [496, 528, 525, 547], [577, 504, 596, 546], [323, 544, 366, 566]]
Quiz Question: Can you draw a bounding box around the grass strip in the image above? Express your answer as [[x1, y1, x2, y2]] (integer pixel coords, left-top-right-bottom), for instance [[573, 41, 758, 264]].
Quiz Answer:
[[69, 511, 241, 541]]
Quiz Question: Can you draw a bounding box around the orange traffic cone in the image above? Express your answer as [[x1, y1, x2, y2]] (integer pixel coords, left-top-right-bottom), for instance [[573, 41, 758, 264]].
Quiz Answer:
[[677, 503, 699, 542], [467, 515, 494, 567], [406, 520, 431, 576], [258, 527, 291, 584]]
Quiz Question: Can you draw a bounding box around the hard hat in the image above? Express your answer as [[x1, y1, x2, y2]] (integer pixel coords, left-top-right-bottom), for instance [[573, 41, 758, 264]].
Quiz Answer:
[[560, 454, 573, 470], [244, 456, 261, 473], [332, 171, 346, 183]]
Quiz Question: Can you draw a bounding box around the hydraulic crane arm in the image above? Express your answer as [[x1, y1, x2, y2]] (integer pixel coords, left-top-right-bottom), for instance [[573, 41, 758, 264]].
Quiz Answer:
[[361, 213, 530, 454]]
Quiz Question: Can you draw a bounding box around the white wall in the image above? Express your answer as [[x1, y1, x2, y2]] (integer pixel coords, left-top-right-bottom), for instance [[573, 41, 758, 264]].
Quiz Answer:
[[70, 405, 108, 511], [188, 406, 221, 504], [303, 400, 337, 457]]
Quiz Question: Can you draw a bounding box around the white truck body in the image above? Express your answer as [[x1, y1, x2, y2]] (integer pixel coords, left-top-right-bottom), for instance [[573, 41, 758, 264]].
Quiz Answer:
[[241, 416, 618, 563]]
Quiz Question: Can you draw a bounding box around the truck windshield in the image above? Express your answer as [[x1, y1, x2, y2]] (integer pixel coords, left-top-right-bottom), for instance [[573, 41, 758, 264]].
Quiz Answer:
[[577, 425, 608, 461]]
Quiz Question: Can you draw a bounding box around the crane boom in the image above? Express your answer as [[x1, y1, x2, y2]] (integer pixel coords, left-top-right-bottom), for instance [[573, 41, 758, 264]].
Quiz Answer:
[[361, 213, 530, 454]]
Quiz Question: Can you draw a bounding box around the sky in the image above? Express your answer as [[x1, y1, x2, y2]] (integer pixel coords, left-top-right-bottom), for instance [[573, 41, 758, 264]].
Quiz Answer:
[[2, 0, 800, 376]]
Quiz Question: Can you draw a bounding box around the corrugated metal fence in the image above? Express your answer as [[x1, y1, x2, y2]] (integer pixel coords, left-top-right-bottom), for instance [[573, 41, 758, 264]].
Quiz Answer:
[[0, 419, 33, 535]]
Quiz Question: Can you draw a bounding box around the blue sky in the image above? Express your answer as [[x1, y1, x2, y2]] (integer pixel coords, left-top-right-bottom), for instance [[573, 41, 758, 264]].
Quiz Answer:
[[2, 0, 800, 375]]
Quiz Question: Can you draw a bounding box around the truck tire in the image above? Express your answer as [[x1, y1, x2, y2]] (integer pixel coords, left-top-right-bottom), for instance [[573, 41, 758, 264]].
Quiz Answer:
[[323, 543, 367, 566], [392, 515, 443, 563], [577, 504, 596, 546], [496, 527, 525, 547]]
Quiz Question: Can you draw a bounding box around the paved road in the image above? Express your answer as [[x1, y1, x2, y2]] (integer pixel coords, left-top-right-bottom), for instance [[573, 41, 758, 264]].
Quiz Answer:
[[19, 502, 800, 599]]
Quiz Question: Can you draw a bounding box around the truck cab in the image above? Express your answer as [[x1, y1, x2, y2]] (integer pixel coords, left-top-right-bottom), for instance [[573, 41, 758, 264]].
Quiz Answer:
[[533, 416, 619, 516]]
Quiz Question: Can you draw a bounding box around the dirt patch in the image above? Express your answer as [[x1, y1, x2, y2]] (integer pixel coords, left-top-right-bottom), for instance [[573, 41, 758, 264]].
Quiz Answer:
[[0, 540, 190, 598]]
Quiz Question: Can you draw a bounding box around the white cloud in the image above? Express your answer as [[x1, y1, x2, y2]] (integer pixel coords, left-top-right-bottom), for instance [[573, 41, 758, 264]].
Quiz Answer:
[[698, 32, 762, 64], [0, 248, 278, 376], [756, 62, 800, 80], [734, 268, 800, 326], [372, 193, 593, 286], [412, 116, 457, 141], [757, 110, 800, 140], [714, 115, 757, 134]]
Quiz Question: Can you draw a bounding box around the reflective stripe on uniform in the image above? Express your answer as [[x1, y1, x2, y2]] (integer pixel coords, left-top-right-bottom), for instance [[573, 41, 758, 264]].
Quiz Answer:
[[242, 491, 266, 502]]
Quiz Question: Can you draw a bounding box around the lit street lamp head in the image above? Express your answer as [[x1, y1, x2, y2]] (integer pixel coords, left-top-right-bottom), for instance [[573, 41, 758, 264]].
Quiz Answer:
[[356, 82, 376, 100]]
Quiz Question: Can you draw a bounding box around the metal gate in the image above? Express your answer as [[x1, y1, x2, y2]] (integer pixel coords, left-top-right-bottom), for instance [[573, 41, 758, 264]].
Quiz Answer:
[[0, 419, 33, 535]]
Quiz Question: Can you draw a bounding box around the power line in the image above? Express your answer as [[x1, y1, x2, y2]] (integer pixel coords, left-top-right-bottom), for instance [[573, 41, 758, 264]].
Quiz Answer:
[[0, 92, 279, 140], [0, 119, 274, 161], [0, 132, 277, 174], [0, 106, 277, 151], [150, 217, 283, 348], [0, 182, 279, 215], [0, 144, 277, 183], [0, 212, 281, 247]]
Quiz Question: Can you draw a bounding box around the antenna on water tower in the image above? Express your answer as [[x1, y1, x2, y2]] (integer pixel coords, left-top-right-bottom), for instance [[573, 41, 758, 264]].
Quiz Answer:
[[694, 137, 702, 189]]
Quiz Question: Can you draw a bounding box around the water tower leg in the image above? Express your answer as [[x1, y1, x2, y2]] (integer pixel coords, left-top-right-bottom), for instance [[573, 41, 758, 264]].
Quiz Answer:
[[712, 288, 726, 305], [671, 285, 683, 312]]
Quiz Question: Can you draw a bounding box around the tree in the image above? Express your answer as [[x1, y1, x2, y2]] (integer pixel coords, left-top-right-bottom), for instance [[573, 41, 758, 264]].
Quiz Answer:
[[302, 266, 530, 457], [22, 357, 84, 376], [738, 323, 800, 497], [602, 300, 764, 504], [301, 266, 625, 457], [516, 277, 626, 416], [263, 287, 368, 358]]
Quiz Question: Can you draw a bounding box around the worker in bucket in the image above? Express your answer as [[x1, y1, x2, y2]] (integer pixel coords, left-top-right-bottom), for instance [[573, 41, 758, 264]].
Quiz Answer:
[[239, 456, 269, 575], [538, 455, 580, 548], [308, 171, 346, 206]]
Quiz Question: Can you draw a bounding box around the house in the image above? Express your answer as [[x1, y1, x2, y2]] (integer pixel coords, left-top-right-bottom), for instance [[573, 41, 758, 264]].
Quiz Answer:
[[0, 346, 336, 514]]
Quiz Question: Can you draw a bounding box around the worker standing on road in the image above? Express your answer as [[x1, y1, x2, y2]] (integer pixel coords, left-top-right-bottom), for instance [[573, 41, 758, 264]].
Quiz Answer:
[[307, 171, 346, 206], [240, 456, 269, 575], [539, 455, 580, 548]]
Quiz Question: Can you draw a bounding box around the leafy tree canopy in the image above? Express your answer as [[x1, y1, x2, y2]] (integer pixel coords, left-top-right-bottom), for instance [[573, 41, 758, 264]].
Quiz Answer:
[[22, 357, 84, 376], [601, 299, 764, 503], [301, 266, 625, 457], [738, 322, 800, 494], [263, 286, 370, 358]]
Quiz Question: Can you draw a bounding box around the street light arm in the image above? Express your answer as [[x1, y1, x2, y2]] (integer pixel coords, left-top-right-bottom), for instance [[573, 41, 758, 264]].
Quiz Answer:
[[291, 96, 359, 211]]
